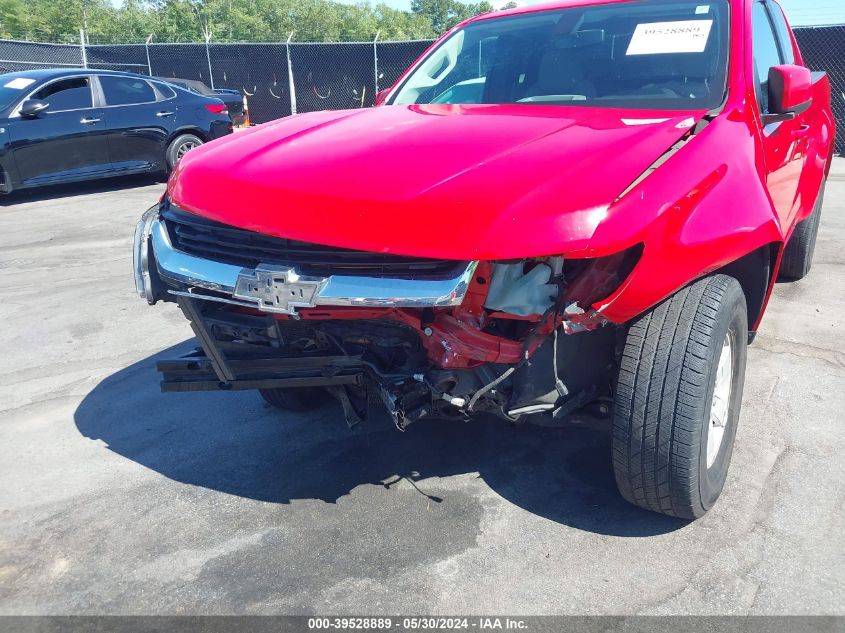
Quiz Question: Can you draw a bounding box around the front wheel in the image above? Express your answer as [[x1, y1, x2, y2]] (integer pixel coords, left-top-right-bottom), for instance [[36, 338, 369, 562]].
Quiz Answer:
[[166, 133, 204, 170], [612, 275, 748, 520]]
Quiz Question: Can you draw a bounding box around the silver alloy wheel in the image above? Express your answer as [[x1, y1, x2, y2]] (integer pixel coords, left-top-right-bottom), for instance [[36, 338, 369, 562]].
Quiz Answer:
[[707, 331, 734, 468], [176, 140, 198, 161]]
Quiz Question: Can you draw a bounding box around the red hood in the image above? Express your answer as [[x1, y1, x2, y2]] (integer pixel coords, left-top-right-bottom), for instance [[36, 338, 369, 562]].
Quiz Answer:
[[169, 104, 703, 260]]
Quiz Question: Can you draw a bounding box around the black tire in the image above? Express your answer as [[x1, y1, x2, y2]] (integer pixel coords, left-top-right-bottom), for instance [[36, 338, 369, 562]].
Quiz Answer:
[[166, 133, 204, 170], [778, 181, 825, 282], [259, 387, 326, 411], [612, 275, 748, 520]]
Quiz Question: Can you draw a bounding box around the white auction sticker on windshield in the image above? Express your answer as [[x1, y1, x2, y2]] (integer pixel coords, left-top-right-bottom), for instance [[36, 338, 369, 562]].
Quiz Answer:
[[626, 20, 714, 55], [4, 77, 36, 89]]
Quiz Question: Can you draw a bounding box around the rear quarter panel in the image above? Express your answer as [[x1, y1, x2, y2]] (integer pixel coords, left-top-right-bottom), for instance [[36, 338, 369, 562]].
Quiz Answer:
[[172, 94, 231, 142], [793, 72, 835, 225]]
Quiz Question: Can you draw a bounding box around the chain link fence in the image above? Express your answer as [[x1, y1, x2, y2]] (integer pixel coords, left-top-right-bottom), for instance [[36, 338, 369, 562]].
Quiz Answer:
[[208, 43, 293, 121], [794, 26, 845, 154], [0, 35, 433, 125], [0, 27, 841, 152], [0, 39, 84, 73], [86, 44, 150, 74]]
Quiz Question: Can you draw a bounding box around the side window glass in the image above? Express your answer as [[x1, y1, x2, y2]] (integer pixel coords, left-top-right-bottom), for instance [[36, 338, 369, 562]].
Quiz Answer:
[[33, 77, 92, 111], [100, 76, 157, 106], [768, 2, 796, 65], [151, 82, 176, 100], [752, 1, 784, 113]]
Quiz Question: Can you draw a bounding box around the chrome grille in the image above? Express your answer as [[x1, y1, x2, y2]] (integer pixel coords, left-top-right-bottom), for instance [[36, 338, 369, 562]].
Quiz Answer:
[[162, 206, 467, 279]]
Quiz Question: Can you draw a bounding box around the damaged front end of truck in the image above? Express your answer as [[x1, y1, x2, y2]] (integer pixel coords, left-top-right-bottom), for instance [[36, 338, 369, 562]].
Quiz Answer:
[[134, 199, 642, 430]]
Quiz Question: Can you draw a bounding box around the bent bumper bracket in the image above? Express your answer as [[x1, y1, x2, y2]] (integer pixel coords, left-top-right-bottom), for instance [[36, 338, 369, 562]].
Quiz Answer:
[[160, 296, 367, 393]]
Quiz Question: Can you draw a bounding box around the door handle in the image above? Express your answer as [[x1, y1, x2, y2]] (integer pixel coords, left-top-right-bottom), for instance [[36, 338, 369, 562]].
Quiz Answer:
[[156, 111, 175, 117], [80, 117, 101, 125], [791, 125, 811, 139]]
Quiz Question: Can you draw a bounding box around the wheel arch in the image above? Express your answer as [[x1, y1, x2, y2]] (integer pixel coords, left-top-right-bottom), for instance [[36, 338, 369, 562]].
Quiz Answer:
[[712, 242, 780, 335], [166, 127, 209, 145]]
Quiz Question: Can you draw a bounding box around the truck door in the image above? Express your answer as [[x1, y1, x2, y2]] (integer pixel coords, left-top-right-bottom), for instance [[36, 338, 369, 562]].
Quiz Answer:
[[752, 0, 809, 231]]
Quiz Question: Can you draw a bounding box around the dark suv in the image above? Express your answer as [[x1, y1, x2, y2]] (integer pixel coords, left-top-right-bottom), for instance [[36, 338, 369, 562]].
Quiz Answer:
[[0, 69, 232, 193]]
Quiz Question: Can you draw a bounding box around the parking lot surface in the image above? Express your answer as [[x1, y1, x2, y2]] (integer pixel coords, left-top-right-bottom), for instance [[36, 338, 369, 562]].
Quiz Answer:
[[0, 165, 843, 615]]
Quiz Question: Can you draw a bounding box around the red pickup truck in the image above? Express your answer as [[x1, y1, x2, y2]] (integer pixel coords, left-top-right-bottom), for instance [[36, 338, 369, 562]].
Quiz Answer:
[[134, 0, 834, 519]]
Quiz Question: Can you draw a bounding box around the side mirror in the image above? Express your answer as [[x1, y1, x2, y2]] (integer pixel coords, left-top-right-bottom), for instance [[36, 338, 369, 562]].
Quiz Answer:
[[19, 99, 49, 117], [375, 88, 390, 106], [764, 65, 812, 125]]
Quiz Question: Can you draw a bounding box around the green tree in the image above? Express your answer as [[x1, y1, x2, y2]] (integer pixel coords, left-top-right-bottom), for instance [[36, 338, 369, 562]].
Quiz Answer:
[[375, 4, 435, 40], [410, 0, 491, 35], [0, 0, 492, 44], [0, 0, 27, 37]]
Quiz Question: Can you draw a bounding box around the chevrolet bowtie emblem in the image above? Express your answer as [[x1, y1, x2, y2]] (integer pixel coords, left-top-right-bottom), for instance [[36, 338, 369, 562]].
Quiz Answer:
[[233, 266, 327, 315]]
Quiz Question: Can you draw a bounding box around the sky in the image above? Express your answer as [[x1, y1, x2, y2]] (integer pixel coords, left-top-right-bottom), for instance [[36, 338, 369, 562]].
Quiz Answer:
[[336, 0, 845, 26], [776, 0, 845, 25]]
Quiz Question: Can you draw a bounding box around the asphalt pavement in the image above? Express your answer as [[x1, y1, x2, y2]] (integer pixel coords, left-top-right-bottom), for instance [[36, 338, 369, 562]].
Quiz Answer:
[[0, 165, 843, 615]]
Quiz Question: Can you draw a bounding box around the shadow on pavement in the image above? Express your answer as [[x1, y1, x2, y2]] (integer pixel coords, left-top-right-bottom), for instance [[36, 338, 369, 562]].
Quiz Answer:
[[74, 341, 687, 537], [0, 174, 164, 205]]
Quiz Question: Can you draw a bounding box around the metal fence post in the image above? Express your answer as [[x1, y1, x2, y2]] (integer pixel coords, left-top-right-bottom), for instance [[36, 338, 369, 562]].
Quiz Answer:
[[145, 34, 153, 76], [373, 30, 380, 96], [204, 28, 215, 89], [79, 28, 87, 68], [286, 32, 297, 115]]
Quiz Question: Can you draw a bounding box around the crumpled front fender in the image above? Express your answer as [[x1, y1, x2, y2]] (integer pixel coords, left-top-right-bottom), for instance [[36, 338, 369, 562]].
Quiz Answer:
[[575, 114, 782, 326]]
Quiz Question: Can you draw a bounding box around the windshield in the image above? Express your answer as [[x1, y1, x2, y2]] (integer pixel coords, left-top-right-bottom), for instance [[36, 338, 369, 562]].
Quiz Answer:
[[392, 0, 730, 110], [0, 74, 39, 111]]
